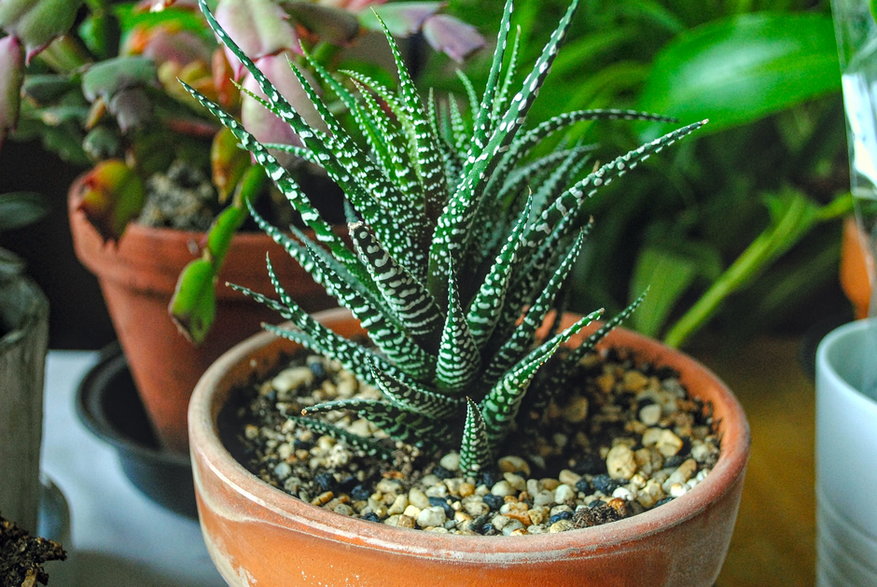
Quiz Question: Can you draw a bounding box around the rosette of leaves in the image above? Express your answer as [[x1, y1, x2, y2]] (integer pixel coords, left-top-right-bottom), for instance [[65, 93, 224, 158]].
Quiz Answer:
[[186, 0, 705, 476]]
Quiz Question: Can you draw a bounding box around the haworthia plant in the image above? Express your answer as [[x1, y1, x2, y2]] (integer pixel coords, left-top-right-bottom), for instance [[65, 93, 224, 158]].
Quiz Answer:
[[190, 0, 704, 477]]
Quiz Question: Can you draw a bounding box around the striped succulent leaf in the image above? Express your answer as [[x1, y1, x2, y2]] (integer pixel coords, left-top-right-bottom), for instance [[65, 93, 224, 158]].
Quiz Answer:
[[196, 0, 703, 474]]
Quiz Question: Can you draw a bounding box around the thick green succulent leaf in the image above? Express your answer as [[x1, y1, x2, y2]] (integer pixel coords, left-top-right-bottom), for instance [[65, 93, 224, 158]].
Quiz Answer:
[[459, 398, 491, 478], [179, 79, 357, 270], [428, 0, 581, 295], [482, 231, 594, 387], [493, 214, 589, 349], [374, 14, 446, 223], [305, 398, 452, 448], [465, 193, 532, 348], [471, 145, 593, 266], [470, 0, 513, 149], [294, 233, 436, 380], [258, 257, 407, 387], [572, 291, 648, 368], [350, 222, 443, 347], [482, 109, 676, 211], [241, 63, 422, 266], [489, 26, 521, 123], [169, 258, 216, 345], [435, 269, 480, 394], [480, 313, 594, 446], [370, 366, 462, 419], [231, 277, 394, 388], [287, 415, 395, 461], [522, 120, 708, 253], [447, 95, 470, 155]]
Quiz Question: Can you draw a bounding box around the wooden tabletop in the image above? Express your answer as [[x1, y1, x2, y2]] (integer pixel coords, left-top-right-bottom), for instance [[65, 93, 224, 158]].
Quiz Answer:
[[694, 336, 816, 586]]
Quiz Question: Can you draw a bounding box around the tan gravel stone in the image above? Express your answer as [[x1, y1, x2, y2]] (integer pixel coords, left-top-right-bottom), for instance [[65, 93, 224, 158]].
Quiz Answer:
[[606, 444, 638, 480]]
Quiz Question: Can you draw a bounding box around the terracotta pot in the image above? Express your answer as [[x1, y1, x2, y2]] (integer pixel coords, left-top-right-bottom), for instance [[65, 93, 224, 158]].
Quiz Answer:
[[189, 308, 750, 586], [68, 181, 335, 454], [840, 216, 875, 320]]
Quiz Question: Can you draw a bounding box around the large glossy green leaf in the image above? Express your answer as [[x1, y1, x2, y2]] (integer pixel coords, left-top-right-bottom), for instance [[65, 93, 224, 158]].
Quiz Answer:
[[636, 12, 840, 140]]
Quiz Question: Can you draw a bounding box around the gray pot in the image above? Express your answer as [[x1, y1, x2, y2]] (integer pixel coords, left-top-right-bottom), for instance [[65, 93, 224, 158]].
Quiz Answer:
[[816, 317, 877, 585], [0, 272, 49, 533]]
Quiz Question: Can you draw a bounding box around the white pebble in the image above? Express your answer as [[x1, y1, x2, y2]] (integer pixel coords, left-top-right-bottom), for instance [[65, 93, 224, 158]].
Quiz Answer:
[[408, 487, 430, 509], [416, 506, 447, 528], [387, 494, 408, 515], [440, 452, 460, 471], [272, 366, 314, 395], [611, 487, 633, 500], [558, 469, 581, 486], [554, 484, 576, 503], [639, 403, 662, 426], [491, 480, 516, 497], [503, 472, 527, 492]]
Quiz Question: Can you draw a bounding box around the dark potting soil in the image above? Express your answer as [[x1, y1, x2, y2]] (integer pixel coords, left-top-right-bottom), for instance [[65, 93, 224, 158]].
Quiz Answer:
[[0, 515, 66, 587]]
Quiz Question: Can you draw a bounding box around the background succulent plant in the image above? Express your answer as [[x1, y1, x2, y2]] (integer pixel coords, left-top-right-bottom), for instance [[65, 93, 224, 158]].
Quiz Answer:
[[0, 0, 484, 343], [192, 0, 703, 476]]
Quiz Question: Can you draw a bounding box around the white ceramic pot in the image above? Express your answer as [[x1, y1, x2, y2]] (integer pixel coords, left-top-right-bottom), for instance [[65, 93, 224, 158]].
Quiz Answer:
[[816, 318, 877, 585]]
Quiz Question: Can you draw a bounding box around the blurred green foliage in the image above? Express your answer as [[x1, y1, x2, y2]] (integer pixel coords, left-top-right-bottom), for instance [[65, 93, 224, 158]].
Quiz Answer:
[[427, 0, 852, 347]]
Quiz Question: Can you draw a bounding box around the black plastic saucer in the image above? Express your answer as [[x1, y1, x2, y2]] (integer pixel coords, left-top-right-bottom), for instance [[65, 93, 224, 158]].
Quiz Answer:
[[75, 343, 197, 518]]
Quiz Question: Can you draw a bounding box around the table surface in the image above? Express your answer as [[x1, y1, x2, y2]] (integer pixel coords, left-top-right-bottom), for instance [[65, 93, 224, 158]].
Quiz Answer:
[[41, 336, 816, 586], [42, 351, 223, 586]]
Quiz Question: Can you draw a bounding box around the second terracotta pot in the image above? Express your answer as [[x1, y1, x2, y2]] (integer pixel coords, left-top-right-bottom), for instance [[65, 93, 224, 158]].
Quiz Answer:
[[189, 308, 750, 586], [69, 185, 335, 454]]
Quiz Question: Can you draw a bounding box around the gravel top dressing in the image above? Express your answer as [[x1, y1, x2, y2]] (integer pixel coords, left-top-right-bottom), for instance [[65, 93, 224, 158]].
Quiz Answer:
[[224, 346, 720, 536]]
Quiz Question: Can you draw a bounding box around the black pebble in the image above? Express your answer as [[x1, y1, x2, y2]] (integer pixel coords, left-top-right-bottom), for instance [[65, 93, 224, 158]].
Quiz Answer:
[[362, 512, 381, 523], [572, 452, 606, 475], [590, 474, 620, 494], [548, 511, 573, 524], [428, 496, 455, 518], [478, 470, 498, 487], [308, 360, 327, 379], [664, 454, 685, 469], [482, 494, 504, 511], [350, 484, 372, 502], [432, 465, 453, 480], [314, 472, 335, 492]]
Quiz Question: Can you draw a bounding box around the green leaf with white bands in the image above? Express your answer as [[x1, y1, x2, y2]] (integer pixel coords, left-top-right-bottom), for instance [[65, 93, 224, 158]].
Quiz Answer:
[[480, 313, 595, 447], [459, 398, 491, 478], [373, 14, 446, 222], [350, 222, 443, 346], [435, 268, 481, 394], [471, 0, 514, 149], [294, 233, 436, 380], [304, 398, 451, 447], [522, 120, 708, 253], [482, 231, 593, 387], [370, 365, 462, 419], [428, 0, 581, 295], [287, 415, 395, 461], [179, 79, 358, 271], [465, 192, 532, 348]]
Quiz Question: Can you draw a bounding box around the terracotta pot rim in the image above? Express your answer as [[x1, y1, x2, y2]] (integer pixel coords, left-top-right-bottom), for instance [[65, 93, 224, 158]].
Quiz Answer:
[[190, 307, 750, 561]]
